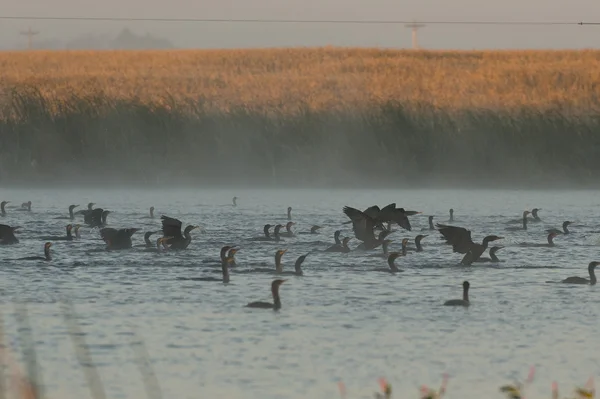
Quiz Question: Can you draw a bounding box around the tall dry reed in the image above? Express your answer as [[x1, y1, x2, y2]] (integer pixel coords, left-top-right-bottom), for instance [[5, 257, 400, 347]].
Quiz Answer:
[[0, 48, 599, 187]]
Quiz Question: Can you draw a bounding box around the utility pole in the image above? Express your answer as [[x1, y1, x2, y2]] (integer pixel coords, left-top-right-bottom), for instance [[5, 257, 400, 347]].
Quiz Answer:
[[404, 21, 425, 49], [20, 27, 39, 50]]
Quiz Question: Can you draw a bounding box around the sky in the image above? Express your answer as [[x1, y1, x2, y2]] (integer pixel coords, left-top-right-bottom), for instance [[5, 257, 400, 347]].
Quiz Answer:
[[1, 0, 600, 50]]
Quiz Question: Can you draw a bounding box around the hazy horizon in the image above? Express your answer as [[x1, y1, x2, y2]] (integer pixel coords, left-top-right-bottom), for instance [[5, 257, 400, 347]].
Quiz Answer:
[[2, 0, 600, 50]]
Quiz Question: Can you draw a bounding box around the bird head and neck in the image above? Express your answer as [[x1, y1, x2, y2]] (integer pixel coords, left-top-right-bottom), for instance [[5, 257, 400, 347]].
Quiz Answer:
[[275, 249, 287, 273]]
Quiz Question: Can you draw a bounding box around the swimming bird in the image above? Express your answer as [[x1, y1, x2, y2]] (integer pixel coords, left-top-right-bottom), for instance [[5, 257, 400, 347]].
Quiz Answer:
[[427, 216, 435, 230], [355, 230, 391, 251], [517, 232, 558, 248], [249, 224, 274, 241], [274, 249, 287, 273], [298, 225, 322, 235], [332, 230, 342, 245], [17, 201, 32, 212], [287, 206, 292, 220], [474, 246, 503, 263], [18, 242, 52, 261], [408, 235, 427, 252], [39, 224, 75, 241], [144, 237, 171, 252], [100, 228, 140, 250], [325, 237, 351, 253], [557, 262, 598, 285], [530, 208, 542, 222], [436, 224, 503, 265], [1, 201, 9, 216], [232, 196, 238, 207], [160, 216, 199, 249], [280, 222, 295, 238], [0, 224, 19, 244], [226, 248, 239, 265], [372, 252, 403, 273], [245, 279, 286, 310], [54, 204, 79, 220], [505, 211, 530, 231], [275, 250, 307, 276], [178, 256, 233, 283], [443, 281, 470, 307], [370, 239, 393, 257], [546, 221, 573, 235], [134, 231, 161, 248], [143, 206, 155, 219]]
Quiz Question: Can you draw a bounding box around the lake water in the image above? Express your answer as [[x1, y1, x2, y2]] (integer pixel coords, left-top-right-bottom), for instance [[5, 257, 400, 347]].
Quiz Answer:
[[0, 188, 599, 399]]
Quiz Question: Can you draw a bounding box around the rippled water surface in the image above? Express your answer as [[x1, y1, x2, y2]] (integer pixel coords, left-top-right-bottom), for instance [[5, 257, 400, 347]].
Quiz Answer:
[[1, 188, 600, 399]]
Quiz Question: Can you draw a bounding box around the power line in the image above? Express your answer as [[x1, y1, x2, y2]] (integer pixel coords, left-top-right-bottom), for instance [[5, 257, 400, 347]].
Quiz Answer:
[[0, 16, 597, 25]]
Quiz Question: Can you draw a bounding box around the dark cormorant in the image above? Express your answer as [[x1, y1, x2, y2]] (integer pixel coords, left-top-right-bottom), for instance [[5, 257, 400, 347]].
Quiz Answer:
[[160, 216, 199, 250], [40, 224, 74, 241], [76, 202, 95, 215], [232, 196, 238, 207], [55, 204, 79, 220], [546, 221, 572, 235], [134, 231, 161, 248], [531, 208, 542, 222], [274, 250, 307, 276], [428, 216, 435, 230], [83, 208, 110, 228], [74, 225, 82, 239], [436, 224, 503, 265], [227, 248, 239, 265], [408, 235, 427, 252], [372, 252, 403, 273], [144, 237, 171, 252], [287, 207, 292, 220], [290, 254, 308, 276], [299, 225, 322, 235], [517, 232, 558, 248], [444, 281, 470, 307], [505, 211, 530, 231], [18, 242, 53, 261], [449, 209, 454, 222], [145, 207, 155, 219], [474, 246, 503, 263], [558, 262, 598, 285], [17, 201, 32, 212], [332, 230, 342, 245], [271, 224, 284, 241], [325, 237, 351, 253], [1, 201, 9, 216], [178, 256, 233, 283], [0, 224, 19, 244], [343, 206, 392, 250], [371, 203, 419, 232], [245, 279, 286, 310], [355, 230, 391, 251], [280, 222, 295, 238], [249, 224, 273, 241], [274, 249, 287, 273], [100, 228, 140, 250], [368, 239, 395, 258]]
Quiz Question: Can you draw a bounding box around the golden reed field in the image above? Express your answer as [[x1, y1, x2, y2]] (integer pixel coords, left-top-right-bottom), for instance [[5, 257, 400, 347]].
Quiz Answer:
[[1, 47, 600, 187], [0, 48, 599, 116]]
